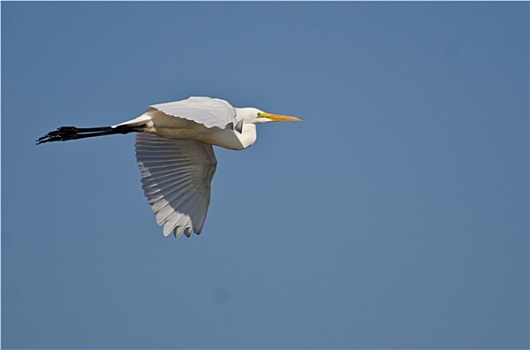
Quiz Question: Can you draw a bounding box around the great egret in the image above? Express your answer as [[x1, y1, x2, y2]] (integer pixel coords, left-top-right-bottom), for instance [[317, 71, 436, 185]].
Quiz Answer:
[[37, 96, 302, 238]]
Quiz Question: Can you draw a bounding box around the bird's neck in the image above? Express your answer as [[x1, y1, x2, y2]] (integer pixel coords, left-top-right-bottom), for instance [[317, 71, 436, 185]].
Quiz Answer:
[[235, 123, 257, 149], [199, 123, 256, 150]]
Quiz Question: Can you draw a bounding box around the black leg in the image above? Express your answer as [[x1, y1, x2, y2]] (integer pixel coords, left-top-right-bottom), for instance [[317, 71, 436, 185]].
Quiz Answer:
[[36, 125, 136, 144]]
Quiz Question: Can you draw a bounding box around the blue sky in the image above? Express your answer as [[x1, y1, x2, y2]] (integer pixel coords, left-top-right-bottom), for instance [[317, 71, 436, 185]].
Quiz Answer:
[[2, 2, 528, 349]]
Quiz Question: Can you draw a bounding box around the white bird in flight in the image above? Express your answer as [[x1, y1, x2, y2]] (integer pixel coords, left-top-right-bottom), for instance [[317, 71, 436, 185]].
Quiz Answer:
[[37, 96, 302, 238]]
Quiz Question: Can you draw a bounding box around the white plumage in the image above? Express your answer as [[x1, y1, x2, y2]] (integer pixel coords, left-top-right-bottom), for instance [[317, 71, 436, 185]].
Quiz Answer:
[[37, 96, 302, 238], [149, 96, 236, 129], [136, 133, 216, 238]]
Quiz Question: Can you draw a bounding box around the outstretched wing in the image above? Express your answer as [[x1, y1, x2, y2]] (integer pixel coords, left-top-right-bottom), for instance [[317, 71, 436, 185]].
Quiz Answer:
[[135, 132, 217, 238], [148, 96, 237, 129]]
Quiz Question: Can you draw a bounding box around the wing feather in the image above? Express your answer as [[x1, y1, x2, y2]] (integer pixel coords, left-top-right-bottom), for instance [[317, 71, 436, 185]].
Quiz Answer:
[[155, 184, 197, 223], [148, 96, 237, 129], [135, 132, 217, 237]]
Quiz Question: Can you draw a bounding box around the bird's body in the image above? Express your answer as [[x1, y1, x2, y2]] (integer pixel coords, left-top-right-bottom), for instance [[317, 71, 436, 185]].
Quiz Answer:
[[124, 109, 257, 150], [37, 96, 301, 238]]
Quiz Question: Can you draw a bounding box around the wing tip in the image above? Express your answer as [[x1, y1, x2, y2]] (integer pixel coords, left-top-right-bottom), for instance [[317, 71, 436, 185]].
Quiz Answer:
[[172, 226, 198, 238]]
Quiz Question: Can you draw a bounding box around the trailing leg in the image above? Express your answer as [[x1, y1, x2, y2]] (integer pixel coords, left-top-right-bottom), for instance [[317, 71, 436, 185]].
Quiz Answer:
[[36, 125, 137, 144]]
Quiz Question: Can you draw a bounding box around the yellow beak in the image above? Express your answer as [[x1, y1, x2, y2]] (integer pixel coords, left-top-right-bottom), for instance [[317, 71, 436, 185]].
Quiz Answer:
[[260, 112, 303, 122]]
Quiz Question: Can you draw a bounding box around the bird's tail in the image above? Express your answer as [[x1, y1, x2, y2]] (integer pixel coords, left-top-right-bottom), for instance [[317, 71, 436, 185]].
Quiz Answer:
[[36, 125, 137, 145]]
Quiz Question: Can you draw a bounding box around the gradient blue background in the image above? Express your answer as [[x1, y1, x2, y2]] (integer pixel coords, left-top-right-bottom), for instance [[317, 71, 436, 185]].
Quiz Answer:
[[2, 2, 528, 349]]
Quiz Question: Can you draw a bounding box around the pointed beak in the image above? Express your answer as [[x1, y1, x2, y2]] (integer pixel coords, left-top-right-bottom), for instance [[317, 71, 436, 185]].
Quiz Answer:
[[260, 112, 303, 122]]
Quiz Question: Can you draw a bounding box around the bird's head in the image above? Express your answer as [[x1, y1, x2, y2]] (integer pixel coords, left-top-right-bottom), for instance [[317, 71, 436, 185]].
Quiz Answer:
[[237, 107, 303, 124]]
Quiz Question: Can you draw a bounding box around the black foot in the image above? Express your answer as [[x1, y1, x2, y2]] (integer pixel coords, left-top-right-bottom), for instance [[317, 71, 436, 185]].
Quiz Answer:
[[36, 126, 83, 144]]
